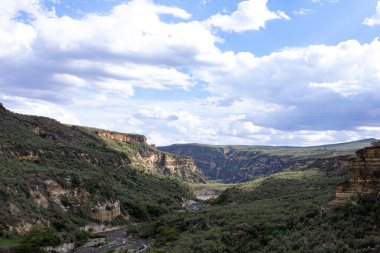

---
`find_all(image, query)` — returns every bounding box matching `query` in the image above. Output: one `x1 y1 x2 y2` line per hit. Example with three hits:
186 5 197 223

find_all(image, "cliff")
89 129 205 183
94 130 147 144
0 104 197 235
88 201 121 222
335 147 380 203
159 142 373 183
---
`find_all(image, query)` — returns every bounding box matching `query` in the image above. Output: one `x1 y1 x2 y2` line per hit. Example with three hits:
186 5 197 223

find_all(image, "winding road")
74 227 150 253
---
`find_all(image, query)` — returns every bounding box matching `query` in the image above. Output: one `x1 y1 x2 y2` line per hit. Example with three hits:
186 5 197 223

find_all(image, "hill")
0 104 204 242
134 169 380 252
159 139 376 182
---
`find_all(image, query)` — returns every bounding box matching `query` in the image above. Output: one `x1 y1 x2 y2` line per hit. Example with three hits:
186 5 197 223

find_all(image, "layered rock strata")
335 147 380 203
94 130 147 144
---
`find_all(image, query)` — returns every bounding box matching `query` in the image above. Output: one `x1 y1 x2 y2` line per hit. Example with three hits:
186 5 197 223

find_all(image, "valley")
0 104 379 253
159 140 373 182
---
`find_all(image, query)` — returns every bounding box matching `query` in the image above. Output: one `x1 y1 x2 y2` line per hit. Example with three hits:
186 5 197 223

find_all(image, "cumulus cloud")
1 0 379 146
0 94 81 125
206 0 289 32
196 39 380 131
363 0 380 26
0 0 219 103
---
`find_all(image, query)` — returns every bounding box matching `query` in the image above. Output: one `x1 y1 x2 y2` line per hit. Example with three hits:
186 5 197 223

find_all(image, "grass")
0 237 22 249
191 181 236 192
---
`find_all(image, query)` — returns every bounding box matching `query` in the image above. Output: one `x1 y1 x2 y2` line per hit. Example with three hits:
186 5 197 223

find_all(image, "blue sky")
1 0 380 146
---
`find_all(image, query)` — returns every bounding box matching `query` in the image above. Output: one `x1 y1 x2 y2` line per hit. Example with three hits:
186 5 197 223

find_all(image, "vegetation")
372 140 380 147
1 107 379 252
132 169 380 252
159 140 373 182
0 109 193 250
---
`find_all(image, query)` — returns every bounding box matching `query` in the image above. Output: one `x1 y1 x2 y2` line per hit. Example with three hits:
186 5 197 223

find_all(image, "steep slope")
0 104 203 236
137 160 379 252
159 140 375 182
335 146 380 203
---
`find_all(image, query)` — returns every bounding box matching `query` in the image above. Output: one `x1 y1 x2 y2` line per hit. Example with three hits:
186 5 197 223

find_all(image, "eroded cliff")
94 130 147 144
335 147 380 203
159 142 372 183
0 104 198 235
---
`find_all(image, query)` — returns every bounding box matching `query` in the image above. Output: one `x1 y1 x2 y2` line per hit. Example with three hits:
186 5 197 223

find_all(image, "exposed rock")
29 187 49 208
19 150 39 161
334 147 380 203
94 130 147 144
159 144 316 182
10 221 33 234
8 203 20 215
88 200 121 222
80 224 108 233
135 150 205 183
45 179 70 198
195 189 221 201
181 198 201 211
42 243 75 253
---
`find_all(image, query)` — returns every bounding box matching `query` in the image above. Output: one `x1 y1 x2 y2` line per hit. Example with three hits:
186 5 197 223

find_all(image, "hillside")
134 169 380 252
0 104 204 242
159 139 375 182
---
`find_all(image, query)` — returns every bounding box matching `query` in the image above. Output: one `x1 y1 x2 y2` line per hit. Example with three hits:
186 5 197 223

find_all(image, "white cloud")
308 80 367 97
194 39 380 131
363 0 380 26
293 8 312 16
1 0 379 147
0 94 81 125
206 0 289 32
0 0 219 102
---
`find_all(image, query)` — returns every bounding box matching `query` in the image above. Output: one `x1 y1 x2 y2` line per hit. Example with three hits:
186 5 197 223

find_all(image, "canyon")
159 141 373 182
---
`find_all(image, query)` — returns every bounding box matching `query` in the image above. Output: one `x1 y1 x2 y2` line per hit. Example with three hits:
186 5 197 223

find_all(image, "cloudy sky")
1 0 380 146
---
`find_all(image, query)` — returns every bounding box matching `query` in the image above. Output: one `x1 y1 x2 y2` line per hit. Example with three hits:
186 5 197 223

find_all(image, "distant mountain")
159 139 376 182
0 103 203 236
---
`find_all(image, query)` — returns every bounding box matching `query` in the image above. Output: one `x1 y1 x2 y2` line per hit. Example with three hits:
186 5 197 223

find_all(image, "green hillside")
135 169 380 253
0 105 195 250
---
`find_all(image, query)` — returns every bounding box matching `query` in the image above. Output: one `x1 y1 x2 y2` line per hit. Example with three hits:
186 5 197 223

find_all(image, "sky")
1 0 380 146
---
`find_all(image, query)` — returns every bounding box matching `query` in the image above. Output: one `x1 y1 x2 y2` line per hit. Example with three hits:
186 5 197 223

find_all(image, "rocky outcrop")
135 150 205 183
88 201 121 222
94 130 147 144
29 187 49 209
41 243 75 253
90 129 205 182
335 147 380 203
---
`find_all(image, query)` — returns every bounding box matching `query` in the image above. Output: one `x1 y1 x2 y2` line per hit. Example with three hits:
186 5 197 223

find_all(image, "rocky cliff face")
84 128 205 183
159 143 370 183
94 130 147 144
335 147 380 203
0 104 198 235
88 201 121 222
133 149 205 183
87 129 204 183
159 144 315 182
